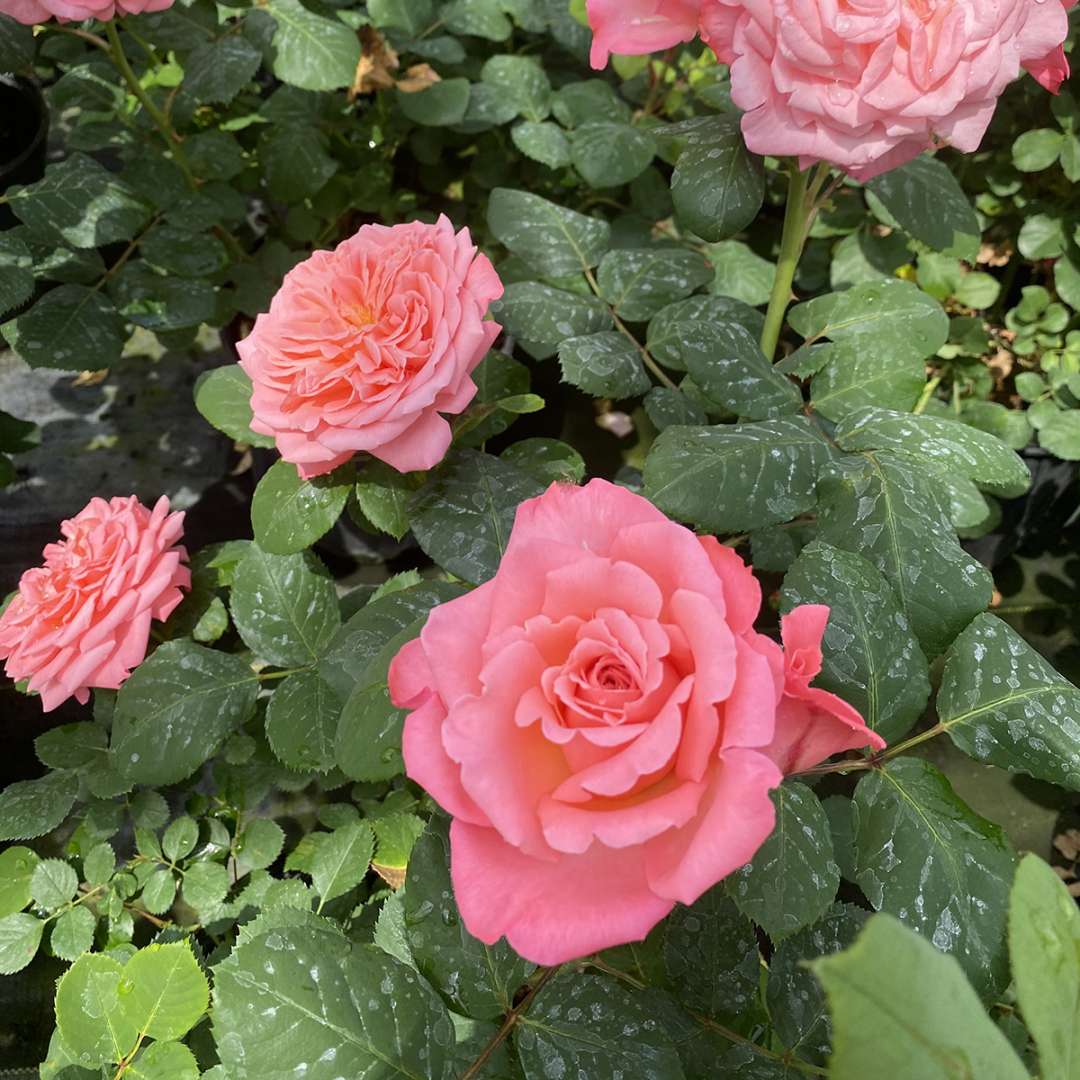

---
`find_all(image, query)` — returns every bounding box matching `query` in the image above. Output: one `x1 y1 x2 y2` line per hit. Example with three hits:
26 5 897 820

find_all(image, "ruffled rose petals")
389 479 882 964
588 0 1072 179
237 216 504 481
0 496 189 712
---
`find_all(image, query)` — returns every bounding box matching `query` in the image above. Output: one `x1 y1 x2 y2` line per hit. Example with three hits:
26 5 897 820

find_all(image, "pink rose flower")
389 480 883 964
700 0 1072 179
0 0 172 25
586 0 703 68
0 496 189 712
237 216 503 480
587 0 1071 179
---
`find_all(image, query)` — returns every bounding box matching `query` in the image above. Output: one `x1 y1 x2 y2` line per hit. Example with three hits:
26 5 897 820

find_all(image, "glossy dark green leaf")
265 670 340 772
558 332 650 398
852 757 1015 996
644 417 836 533
729 783 840 940
780 542 930 743
405 819 534 1020
251 459 351 555
111 641 258 785
408 449 543 584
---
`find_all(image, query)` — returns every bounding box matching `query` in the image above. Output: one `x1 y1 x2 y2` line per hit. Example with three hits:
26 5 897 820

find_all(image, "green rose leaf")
816 453 993 657
119 942 209 1041
938 614 1080 790
51 905 96 962
55 953 138 1065
662 886 760 1020
265 670 340 772
644 417 837 533
1009 853 1080 1080
852 757 1015 996
0 770 79 842
405 819 534 1020
766 903 868 1065
666 115 765 242
596 248 713 322
4 154 149 249
492 281 612 359
570 121 656 188
866 155 980 260
680 322 802 419
0 911 44 975
312 821 374 908
335 683 405 782
408 449 544 584
127 1041 200 1080
0 845 40 917
729 782 840 940
194 365 276 449
834 407 1031 498
111 640 258 786
212 923 453 1080
3 284 126 371
487 188 611 277
558 332 651 398
264 0 361 91
515 971 684 1080
251 459 352 555
812 914 1027 1080
231 545 340 668
182 35 262 104
30 858 78 910
779 541 930 744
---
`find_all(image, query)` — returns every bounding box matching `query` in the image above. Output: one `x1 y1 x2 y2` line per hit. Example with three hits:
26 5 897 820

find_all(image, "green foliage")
3 7 1080 1078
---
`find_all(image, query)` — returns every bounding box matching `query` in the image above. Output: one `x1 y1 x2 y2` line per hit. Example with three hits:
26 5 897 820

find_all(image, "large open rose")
0 496 188 712
587 0 1072 179
237 216 503 479
389 480 883 964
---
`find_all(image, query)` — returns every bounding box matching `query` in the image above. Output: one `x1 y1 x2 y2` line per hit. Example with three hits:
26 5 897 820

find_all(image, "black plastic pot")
964 446 1080 569
0 75 48 229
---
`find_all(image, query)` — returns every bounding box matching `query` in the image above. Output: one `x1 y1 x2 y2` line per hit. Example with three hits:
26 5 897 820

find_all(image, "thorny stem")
584 267 679 391
460 967 561 1080
760 162 811 362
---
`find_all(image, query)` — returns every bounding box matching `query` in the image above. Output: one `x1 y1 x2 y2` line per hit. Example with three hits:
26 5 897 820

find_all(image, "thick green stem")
105 21 196 188
759 162 812 362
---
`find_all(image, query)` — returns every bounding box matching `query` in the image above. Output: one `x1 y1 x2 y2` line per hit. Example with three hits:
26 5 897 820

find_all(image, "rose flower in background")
238 216 504 480
0 496 189 712
390 480 883 965
588 0 1073 178
0 0 173 26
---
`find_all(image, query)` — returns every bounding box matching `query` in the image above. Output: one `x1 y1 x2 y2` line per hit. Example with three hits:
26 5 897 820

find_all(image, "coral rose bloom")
701 0 1072 178
586 0 703 67
237 217 503 479
587 0 1072 179
389 480 883 964
0 496 189 712
0 0 173 25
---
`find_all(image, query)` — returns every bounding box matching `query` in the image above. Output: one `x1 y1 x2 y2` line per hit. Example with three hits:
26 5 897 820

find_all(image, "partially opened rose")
237 216 503 479
586 0 703 68
0 496 189 712
0 0 173 25
389 480 883 964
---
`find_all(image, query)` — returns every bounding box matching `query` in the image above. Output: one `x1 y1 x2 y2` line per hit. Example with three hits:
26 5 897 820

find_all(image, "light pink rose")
700 0 1072 178
0 0 172 24
389 479 883 964
0 496 189 712
237 216 503 480
586 0 703 68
